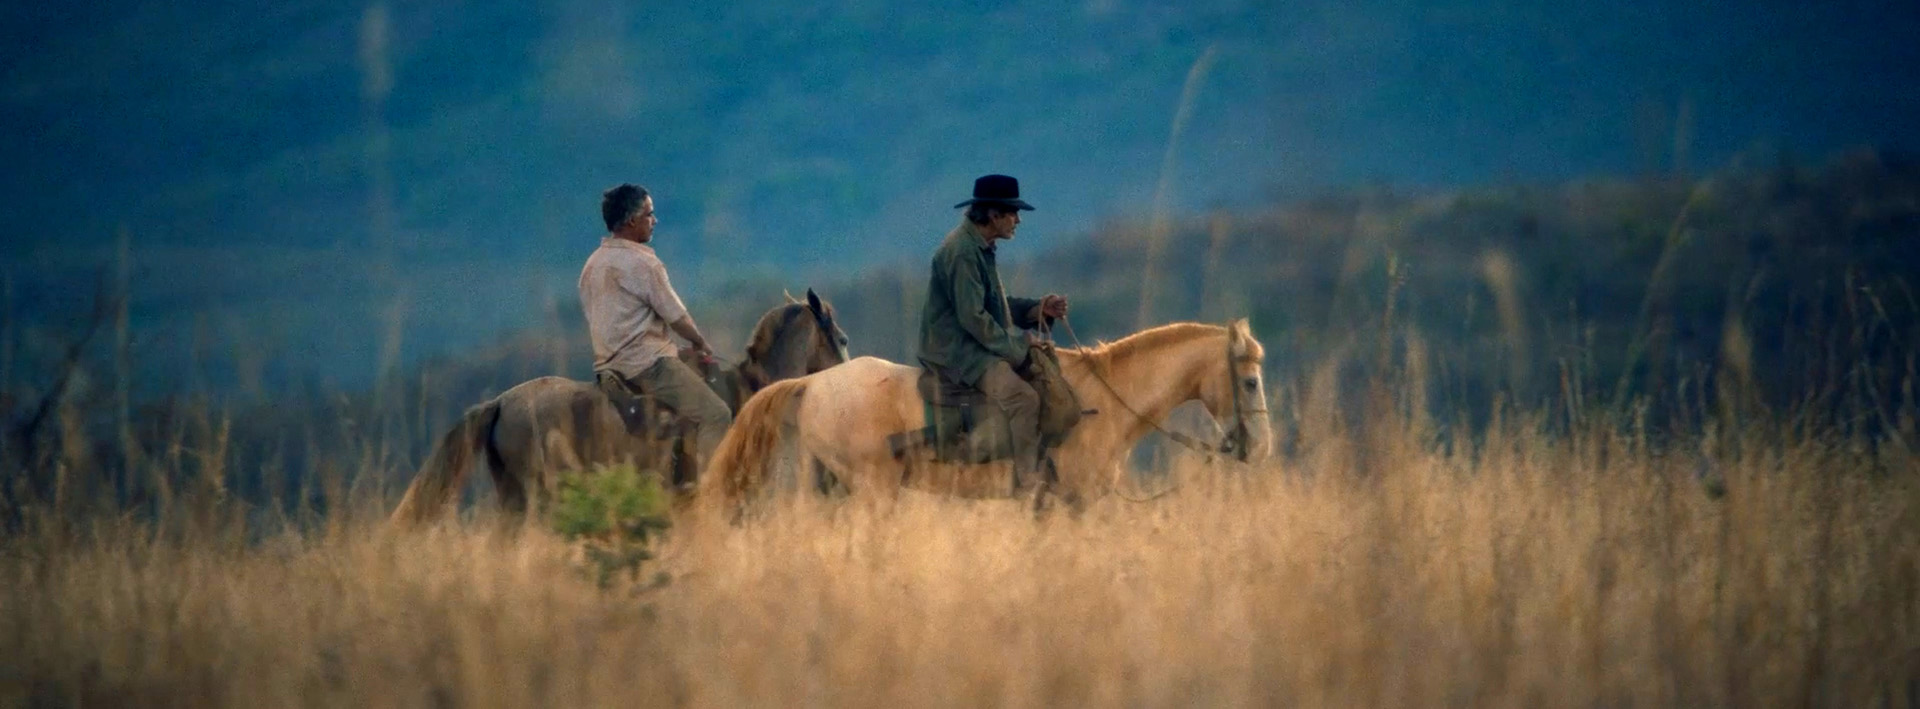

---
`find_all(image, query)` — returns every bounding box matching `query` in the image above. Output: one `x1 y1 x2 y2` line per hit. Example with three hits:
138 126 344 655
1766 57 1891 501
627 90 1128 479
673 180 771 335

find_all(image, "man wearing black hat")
918 174 1070 498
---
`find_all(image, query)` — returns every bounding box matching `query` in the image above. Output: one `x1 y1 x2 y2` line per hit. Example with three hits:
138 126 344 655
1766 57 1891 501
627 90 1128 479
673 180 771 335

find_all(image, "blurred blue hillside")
2 0 1914 392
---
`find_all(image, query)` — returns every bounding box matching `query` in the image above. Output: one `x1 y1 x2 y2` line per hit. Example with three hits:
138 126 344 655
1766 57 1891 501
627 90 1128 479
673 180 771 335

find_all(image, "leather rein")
1054 317 1266 466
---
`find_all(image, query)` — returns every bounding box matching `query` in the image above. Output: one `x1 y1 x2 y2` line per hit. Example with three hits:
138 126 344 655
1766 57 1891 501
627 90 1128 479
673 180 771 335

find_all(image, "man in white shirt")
579 183 732 478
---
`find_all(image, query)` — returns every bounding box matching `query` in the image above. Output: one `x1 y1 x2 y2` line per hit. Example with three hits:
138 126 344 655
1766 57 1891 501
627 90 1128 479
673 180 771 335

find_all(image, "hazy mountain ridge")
377 150 1920 431
6 151 1916 511
4 0 1915 398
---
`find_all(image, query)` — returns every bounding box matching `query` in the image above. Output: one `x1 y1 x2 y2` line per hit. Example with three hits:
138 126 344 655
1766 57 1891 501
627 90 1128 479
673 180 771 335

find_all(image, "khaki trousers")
978 359 1045 489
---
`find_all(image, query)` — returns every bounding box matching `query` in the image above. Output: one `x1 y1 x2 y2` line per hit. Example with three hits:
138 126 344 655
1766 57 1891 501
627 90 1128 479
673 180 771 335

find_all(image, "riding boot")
1010 450 1057 505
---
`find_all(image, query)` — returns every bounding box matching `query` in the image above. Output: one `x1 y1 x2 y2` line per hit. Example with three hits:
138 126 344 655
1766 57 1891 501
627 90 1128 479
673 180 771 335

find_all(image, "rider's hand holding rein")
1040 294 1069 319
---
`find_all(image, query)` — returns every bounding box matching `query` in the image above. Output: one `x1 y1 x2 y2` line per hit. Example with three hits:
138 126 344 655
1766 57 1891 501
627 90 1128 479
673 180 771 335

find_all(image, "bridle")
1218 344 1269 463
1057 317 1266 465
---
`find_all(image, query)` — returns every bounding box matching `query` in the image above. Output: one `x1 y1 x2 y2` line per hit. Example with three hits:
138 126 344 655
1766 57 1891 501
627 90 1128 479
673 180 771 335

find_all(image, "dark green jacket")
918 219 1050 386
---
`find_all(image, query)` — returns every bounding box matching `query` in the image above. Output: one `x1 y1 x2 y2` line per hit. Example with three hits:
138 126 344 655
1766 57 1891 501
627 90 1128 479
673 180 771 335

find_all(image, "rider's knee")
1015 382 1040 406
1004 381 1040 413
695 395 732 426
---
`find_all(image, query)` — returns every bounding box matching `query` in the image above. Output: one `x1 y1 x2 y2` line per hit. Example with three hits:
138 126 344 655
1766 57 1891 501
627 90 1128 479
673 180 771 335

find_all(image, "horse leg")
489 460 529 519
671 434 698 491
480 406 533 527
809 457 849 498
843 458 911 516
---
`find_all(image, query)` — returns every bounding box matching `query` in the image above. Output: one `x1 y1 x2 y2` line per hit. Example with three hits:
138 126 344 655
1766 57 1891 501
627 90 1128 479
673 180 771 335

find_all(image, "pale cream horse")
698 319 1272 513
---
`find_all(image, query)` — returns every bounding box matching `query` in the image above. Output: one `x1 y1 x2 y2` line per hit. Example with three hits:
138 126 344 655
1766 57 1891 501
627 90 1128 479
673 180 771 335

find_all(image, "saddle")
595 370 702 488
886 344 1086 463
595 349 733 440
886 368 1010 463
594 371 684 441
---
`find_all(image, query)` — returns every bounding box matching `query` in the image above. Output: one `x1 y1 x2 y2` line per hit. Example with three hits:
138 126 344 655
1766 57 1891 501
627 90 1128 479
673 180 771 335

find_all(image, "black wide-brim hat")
953 174 1035 210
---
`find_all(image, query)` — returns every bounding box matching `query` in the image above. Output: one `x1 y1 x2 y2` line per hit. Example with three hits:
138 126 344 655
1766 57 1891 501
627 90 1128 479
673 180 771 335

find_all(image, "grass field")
4 401 1915 707
4 157 1916 706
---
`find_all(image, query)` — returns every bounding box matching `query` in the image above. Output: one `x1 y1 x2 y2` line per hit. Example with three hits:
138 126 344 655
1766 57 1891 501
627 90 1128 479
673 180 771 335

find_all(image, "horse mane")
1060 321 1227 370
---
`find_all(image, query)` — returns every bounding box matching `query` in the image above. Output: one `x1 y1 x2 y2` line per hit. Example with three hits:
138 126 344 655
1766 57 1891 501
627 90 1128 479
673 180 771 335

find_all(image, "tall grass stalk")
1135 44 1218 330
1198 213 1231 320
1612 179 1711 408
2 268 13 398
115 228 136 504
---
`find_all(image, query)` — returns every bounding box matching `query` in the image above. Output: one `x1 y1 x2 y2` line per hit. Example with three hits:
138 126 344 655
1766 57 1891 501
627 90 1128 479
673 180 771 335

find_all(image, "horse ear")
784 290 801 305
806 288 824 316
1228 318 1252 345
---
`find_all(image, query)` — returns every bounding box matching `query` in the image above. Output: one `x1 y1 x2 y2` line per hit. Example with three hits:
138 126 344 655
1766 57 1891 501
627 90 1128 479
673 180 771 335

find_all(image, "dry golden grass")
4 410 1916 708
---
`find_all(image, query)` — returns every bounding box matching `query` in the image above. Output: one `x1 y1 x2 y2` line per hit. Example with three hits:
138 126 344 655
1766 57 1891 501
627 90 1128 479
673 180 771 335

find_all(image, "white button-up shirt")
578 237 689 378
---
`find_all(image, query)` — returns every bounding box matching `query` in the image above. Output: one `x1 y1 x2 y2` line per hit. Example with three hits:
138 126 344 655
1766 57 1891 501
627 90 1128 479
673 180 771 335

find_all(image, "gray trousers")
978 359 1045 488
600 356 733 475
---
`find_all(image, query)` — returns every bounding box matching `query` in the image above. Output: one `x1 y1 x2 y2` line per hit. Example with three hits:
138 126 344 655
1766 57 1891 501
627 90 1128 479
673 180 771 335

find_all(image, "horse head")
742 289 849 390
803 288 851 371
1196 318 1272 464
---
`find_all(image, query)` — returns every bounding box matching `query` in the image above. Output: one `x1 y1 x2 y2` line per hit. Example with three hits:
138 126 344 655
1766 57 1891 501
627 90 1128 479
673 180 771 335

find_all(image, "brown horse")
696 290 851 413
389 289 848 527
698 319 1272 515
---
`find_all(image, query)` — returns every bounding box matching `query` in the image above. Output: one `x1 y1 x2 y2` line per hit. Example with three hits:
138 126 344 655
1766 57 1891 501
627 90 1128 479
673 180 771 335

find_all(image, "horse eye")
1242 378 1258 391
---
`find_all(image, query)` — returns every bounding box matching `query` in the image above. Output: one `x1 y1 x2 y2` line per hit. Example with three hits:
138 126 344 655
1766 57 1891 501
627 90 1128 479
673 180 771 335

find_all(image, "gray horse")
389 289 848 526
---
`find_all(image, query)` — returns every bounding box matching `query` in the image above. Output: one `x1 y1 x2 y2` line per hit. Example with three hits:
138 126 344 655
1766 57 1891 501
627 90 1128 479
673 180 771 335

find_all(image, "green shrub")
550 463 672 589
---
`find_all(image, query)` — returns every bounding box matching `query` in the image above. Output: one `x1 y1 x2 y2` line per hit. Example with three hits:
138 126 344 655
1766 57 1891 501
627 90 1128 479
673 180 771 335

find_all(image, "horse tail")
700 377 808 515
388 398 503 528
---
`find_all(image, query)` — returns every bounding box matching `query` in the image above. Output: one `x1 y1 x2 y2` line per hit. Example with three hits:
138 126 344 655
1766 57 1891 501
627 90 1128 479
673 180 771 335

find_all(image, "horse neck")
1063 329 1224 447
760 326 814 380
738 318 815 391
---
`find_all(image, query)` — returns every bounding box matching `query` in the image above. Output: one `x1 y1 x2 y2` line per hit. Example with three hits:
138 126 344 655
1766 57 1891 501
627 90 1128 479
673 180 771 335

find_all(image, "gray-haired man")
579 183 733 477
